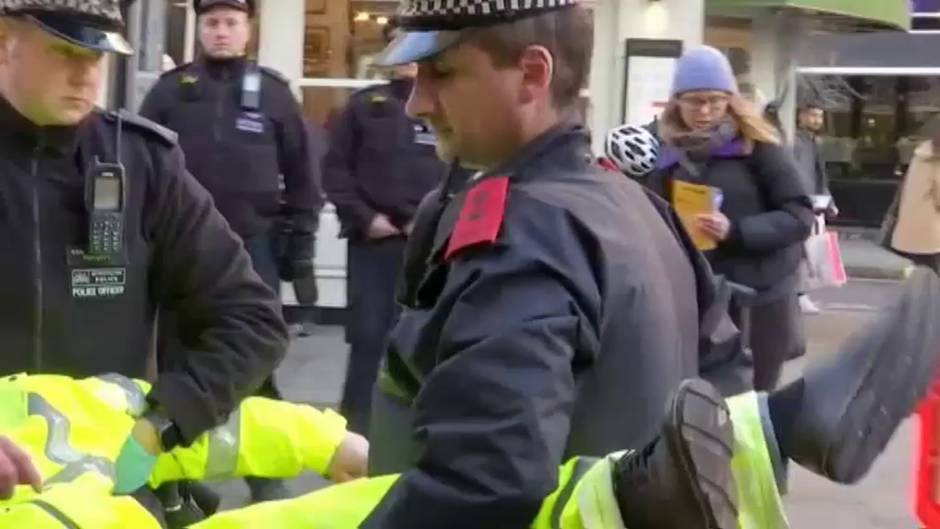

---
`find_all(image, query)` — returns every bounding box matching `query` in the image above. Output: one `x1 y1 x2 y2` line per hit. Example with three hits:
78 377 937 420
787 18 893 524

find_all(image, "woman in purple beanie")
646 45 815 391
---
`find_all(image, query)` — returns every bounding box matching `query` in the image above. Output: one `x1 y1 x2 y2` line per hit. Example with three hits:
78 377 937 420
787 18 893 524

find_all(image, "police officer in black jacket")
139 0 320 502
323 28 449 435
356 1 740 528
0 0 285 514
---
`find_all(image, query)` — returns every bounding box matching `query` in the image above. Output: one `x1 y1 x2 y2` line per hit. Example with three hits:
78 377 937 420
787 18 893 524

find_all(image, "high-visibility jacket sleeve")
193 392 792 529
149 397 347 487
192 455 619 529
0 472 162 529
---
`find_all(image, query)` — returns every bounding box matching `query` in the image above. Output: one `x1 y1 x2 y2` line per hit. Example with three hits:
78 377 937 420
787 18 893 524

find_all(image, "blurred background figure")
794 100 838 315
647 45 814 392
889 132 940 271
139 0 322 503
322 26 450 436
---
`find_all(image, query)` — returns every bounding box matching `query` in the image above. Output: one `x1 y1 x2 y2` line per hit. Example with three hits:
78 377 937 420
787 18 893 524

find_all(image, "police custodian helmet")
376 0 580 67
0 0 133 55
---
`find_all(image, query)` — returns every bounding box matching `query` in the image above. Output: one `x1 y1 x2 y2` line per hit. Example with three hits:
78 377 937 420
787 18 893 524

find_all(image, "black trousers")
340 237 406 435
906 252 940 270
731 293 805 392
157 230 282 399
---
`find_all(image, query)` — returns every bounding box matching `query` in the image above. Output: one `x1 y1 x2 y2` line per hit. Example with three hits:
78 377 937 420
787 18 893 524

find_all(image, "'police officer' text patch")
445 176 509 261
71 268 126 299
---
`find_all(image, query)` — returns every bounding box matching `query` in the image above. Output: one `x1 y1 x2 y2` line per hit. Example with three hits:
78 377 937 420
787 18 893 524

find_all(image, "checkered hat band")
396 0 579 30
0 0 122 27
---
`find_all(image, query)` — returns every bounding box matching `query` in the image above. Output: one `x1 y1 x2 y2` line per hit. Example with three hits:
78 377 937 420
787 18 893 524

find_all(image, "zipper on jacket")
213 67 228 144
30 143 44 372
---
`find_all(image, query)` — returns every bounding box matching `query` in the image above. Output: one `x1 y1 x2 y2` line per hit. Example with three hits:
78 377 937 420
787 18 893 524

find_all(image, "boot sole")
824 267 940 483
665 379 739 529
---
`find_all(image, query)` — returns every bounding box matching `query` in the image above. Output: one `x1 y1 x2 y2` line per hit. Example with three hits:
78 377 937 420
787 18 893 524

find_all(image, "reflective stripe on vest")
27 393 115 485
552 457 595 529
95 373 148 417
205 410 241 480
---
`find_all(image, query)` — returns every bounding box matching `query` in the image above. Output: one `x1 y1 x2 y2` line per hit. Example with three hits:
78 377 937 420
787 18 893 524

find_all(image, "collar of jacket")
428 122 592 258
467 122 593 188
0 95 83 156
386 77 415 101
656 137 749 171
200 55 248 81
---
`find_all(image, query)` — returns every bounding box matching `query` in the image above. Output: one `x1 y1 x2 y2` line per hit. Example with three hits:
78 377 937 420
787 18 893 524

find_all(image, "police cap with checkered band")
375 0 580 67
0 0 133 55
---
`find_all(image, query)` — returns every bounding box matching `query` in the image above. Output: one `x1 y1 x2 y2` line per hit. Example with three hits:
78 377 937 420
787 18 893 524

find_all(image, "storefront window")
799 75 940 225
301 0 394 126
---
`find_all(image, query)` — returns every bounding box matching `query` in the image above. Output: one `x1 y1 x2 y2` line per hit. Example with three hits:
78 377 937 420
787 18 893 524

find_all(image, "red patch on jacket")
445 176 510 261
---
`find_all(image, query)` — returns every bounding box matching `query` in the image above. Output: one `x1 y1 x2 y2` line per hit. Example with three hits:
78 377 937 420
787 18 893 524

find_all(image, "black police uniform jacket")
364 124 708 529
322 78 448 240
0 97 287 444
139 57 322 239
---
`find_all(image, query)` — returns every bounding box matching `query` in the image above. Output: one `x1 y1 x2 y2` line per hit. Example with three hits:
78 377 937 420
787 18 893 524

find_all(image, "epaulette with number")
102 109 179 147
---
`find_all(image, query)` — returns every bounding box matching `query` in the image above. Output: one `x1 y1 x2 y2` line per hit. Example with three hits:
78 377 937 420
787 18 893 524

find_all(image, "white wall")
257 0 305 100
589 0 705 153
750 12 804 141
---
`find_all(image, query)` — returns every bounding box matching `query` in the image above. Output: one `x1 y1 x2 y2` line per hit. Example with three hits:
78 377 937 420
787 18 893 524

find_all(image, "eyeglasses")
677 95 731 111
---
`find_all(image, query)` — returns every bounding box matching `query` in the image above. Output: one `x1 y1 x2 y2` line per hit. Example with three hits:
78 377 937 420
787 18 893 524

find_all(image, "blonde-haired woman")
647 46 814 391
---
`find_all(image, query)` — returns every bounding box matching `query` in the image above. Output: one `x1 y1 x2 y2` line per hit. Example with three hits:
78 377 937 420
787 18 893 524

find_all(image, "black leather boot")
782 267 940 484
614 378 738 529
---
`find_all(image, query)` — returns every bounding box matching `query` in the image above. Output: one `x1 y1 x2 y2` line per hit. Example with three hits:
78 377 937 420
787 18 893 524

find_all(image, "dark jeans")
735 294 805 391
340 236 406 435
157 230 282 398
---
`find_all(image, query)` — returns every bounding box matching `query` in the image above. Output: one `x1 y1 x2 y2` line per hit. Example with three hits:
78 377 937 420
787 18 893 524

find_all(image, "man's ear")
0 18 21 64
518 45 553 105
0 21 9 64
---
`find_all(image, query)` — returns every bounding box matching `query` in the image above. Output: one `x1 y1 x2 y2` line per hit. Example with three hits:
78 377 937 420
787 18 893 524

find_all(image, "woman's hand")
696 212 732 241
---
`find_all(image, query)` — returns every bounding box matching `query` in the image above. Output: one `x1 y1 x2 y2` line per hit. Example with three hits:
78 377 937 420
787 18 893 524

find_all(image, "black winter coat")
363 125 711 529
648 139 814 300
0 97 287 443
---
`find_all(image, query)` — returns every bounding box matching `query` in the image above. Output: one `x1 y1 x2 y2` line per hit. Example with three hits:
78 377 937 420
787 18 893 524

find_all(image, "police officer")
139 0 320 501
359 0 740 527
322 26 452 435
0 0 285 512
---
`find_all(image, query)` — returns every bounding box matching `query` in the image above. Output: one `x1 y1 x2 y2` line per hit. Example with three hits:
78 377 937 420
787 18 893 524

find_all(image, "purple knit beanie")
671 45 738 97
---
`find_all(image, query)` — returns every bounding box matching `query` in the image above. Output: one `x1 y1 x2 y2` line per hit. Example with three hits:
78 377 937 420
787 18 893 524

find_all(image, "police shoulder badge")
445 176 510 261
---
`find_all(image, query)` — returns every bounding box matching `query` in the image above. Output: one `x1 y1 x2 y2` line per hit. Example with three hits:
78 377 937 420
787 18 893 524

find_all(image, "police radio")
241 62 261 110
85 116 126 258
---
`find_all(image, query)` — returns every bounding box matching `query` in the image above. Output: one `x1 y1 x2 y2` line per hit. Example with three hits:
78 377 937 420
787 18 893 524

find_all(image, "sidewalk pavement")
834 228 911 280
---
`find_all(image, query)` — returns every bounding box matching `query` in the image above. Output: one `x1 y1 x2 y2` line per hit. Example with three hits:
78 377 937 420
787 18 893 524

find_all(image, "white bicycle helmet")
605 124 661 178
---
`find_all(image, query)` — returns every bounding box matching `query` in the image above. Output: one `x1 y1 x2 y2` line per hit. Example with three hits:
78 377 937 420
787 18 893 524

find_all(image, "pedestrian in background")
322 27 450 436
890 132 940 270
647 45 814 391
793 100 838 315
139 0 321 502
